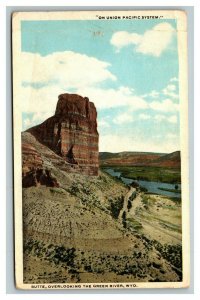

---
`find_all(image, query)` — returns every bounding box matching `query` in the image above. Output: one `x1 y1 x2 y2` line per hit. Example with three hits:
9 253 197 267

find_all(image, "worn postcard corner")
12 10 189 290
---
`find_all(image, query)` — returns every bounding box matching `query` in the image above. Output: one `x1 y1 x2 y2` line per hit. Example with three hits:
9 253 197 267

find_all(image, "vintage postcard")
12 10 189 289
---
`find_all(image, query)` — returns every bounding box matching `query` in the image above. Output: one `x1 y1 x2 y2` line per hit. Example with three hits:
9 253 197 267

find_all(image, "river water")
104 168 181 199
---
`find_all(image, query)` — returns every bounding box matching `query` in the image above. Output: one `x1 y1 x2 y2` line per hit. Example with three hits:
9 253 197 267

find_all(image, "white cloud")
170 77 179 82
168 115 178 124
21 51 116 89
113 112 133 124
166 84 176 92
21 85 149 133
76 86 148 110
23 110 55 130
167 133 177 139
111 22 175 57
111 31 141 50
19 51 119 122
21 85 64 117
100 134 179 153
136 23 175 57
23 118 32 128
20 51 149 122
154 114 178 124
20 50 180 133
98 119 110 128
31 111 52 124
149 99 179 112
162 83 178 99
22 84 148 120
139 113 151 120
154 114 167 122
143 78 179 102
145 90 160 98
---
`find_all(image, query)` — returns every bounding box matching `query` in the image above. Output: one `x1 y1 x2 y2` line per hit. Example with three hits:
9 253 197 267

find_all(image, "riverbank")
103 167 181 199
101 165 181 184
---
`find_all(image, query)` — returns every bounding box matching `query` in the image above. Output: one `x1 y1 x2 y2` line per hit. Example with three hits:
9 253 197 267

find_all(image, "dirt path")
129 193 142 216
129 194 181 244
119 187 136 219
136 215 182 243
120 190 182 244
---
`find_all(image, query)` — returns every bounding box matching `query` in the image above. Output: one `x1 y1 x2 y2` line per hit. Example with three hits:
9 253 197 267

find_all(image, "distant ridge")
149 151 181 168
99 151 180 168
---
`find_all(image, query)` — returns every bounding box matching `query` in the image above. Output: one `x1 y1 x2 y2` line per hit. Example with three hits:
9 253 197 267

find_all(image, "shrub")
140 186 148 193
127 200 132 211
69 182 80 196
122 211 127 228
108 196 124 219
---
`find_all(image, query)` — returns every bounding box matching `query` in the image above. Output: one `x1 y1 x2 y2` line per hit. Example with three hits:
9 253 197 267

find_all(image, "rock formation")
22 143 59 188
22 143 43 175
26 93 99 176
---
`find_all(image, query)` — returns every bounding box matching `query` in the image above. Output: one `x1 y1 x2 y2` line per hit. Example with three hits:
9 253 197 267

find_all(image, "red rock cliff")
27 93 99 176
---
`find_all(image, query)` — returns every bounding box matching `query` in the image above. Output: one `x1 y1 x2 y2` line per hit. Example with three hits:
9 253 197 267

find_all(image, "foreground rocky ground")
22 132 182 283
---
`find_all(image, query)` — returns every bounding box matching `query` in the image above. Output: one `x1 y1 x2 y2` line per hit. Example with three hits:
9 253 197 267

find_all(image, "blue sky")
21 19 180 153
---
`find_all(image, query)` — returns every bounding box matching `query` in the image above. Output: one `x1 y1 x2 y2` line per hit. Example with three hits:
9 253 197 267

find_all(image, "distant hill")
99 151 181 168
148 151 181 168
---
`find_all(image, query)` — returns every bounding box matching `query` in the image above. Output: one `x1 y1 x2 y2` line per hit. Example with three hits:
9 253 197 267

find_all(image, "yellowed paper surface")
13 10 189 289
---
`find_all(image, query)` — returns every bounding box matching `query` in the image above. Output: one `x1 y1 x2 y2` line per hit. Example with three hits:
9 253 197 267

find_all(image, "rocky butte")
23 93 99 186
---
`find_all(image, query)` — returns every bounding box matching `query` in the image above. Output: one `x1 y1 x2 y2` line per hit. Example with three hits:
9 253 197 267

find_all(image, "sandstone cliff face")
22 142 59 188
22 143 43 175
26 93 99 176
